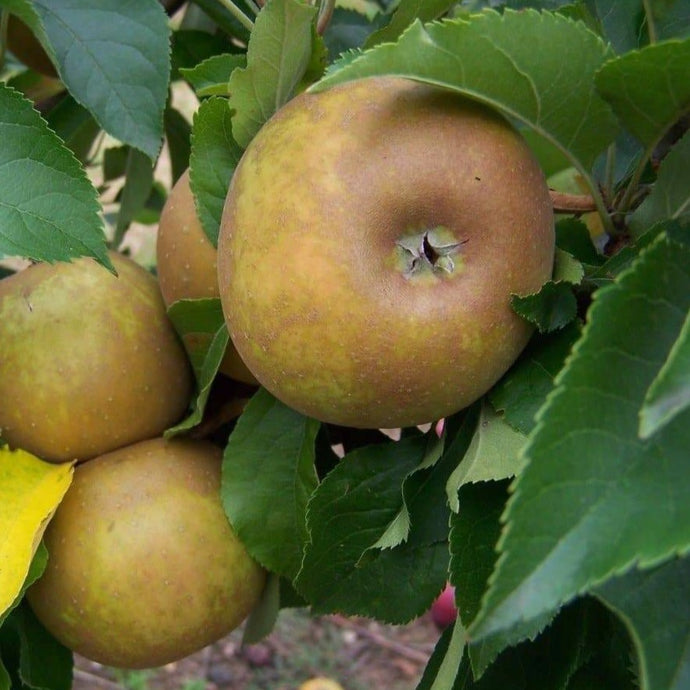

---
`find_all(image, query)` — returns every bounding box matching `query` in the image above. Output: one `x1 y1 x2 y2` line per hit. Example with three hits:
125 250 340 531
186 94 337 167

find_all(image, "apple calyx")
395 227 467 280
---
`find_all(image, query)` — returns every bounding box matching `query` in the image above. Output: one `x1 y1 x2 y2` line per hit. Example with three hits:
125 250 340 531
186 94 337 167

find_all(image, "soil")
72 609 443 690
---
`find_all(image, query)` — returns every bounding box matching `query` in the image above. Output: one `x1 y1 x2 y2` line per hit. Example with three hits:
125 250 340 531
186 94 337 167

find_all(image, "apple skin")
156 169 257 385
431 583 458 629
217 76 554 429
6 16 58 78
0 251 193 462
26 437 266 669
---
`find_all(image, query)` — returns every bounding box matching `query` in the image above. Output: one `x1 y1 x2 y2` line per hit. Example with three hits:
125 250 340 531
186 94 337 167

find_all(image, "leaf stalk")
214 0 255 32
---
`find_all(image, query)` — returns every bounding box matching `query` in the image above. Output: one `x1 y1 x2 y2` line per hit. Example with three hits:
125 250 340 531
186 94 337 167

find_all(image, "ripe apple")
6 16 58 78
156 169 257 385
27 436 266 669
217 76 554 429
0 251 193 462
431 583 458 629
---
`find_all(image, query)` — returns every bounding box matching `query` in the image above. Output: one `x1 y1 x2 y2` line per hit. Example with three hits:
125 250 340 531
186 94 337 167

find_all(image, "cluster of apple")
1 74 554 671
0 251 265 668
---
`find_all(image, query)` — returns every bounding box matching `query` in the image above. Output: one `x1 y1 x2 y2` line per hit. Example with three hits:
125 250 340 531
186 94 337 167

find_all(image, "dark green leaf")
45 96 100 165
222 388 320 580
461 600 616 690
446 403 526 497
364 0 457 48
180 54 246 97
190 97 244 246
102 146 129 182
32 0 171 160
511 282 578 333
316 9 619 172
471 234 690 641
323 8 379 61
555 218 603 267
588 0 647 53
595 38 690 148
14 604 72 690
639 307 690 438
450 481 508 628
595 557 690 690
449 481 554 676
297 435 448 622
416 619 467 690
242 572 280 645
114 148 154 242
170 29 236 81
0 85 109 267
165 298 228 435
489 323 581 435
630 130 690 236
163 106 192 186
228 0 318 148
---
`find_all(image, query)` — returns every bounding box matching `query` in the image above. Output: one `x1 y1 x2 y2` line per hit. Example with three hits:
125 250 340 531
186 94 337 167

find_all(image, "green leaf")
450 482 508 628
364 0 456 48
471 233 690 641
449 481 555 677
630 130 690 236
639 307 690 438
416 618 467 690
441 405 481 512
323 8 379 61
595 38 690 149
229 0 318 148
511 282 578 333
490 322 582 436
316 9 619 172
296 435 449 622
45 96 100 165
12 603 72 690
165 298 229 435
181 54 246 97
163 106 192 187
170 29 236 80
461 600 617 690
555 218 604 267
190 97 244 247
0 543 47 628
0 85 109 266
114 148 154 242
446 403 527 498
222 388 320 580
595 557 690 690
30 0 171 160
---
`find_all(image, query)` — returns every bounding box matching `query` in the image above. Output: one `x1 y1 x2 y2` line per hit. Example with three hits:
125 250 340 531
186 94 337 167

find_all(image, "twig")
327 615 433 665
549 189 598 214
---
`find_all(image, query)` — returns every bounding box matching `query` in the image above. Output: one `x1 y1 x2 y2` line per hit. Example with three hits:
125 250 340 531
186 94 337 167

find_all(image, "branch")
549 189 599 214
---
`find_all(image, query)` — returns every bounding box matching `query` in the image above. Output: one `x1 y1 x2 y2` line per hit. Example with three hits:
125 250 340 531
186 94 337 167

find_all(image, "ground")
72 609 441 690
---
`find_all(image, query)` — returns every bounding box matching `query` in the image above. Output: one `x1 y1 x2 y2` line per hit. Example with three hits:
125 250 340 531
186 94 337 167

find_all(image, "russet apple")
27 437 266 669
217 76 554 429
156 169 257 385
0 251 193 462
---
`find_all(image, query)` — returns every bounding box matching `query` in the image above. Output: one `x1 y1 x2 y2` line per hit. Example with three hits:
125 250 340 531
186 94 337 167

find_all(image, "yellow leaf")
0 447 74 617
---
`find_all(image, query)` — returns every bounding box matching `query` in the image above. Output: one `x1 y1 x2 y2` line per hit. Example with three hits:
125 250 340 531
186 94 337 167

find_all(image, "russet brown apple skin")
217 77 555 429
156 169 257 385
0 251 193 462
26 437 266 670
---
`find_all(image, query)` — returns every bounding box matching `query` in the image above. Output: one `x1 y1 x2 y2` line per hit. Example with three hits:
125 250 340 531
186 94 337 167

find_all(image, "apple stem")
316 0 336 35
549 189 599 214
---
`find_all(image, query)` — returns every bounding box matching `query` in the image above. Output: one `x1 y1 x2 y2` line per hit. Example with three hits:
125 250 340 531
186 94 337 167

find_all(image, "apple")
6 16 58 78
431 583 458 629
0 251 193 462
27 436 266 669
156 169 257 385
217 76 554 429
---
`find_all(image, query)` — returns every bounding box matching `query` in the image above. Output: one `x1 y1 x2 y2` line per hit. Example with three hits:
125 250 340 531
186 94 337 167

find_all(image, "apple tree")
1 0 689 688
